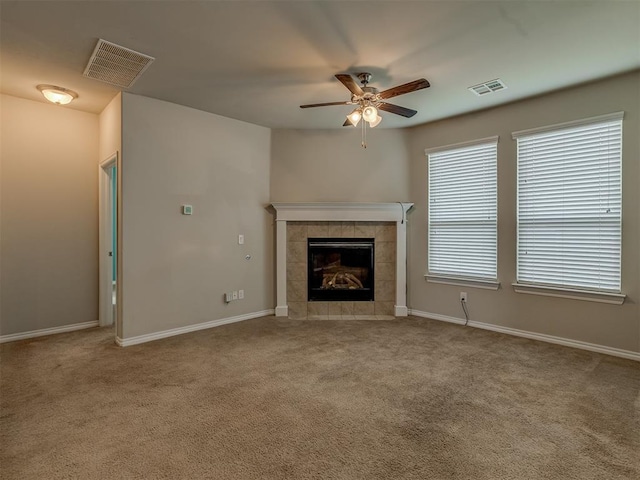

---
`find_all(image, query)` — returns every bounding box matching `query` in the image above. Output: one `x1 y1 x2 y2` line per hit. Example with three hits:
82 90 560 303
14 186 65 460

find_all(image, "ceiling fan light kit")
300 72 430 148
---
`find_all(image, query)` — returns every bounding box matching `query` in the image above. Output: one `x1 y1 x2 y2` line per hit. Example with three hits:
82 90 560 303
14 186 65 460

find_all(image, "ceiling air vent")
468 78 507 96
83 39 155 88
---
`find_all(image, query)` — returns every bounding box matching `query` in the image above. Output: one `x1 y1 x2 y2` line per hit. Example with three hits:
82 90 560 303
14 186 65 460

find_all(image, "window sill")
512 283 625 305
425 275 500 290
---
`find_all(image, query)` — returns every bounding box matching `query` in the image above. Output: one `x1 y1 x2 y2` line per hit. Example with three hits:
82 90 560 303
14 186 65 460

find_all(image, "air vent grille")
83 39 155 88
469 78 507 96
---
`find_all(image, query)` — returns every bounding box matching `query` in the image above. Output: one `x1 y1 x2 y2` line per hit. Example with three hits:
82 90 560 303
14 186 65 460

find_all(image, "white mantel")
271 202 414 317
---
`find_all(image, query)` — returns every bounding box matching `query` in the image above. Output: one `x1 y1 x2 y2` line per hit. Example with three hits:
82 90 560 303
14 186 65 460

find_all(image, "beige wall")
0 94 99 335
120 93 273 339
270 128 410 202
407 71 640 353
99 93 121 162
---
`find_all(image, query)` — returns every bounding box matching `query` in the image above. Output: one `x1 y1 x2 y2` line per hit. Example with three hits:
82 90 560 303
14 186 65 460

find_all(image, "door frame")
99 153 117 327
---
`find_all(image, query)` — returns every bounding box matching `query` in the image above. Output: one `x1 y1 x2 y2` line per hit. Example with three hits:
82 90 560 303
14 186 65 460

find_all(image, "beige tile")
354 222 376 238
354 315 376 320
341 315 356 320
307 222 329 237
287 242 307 264
341 222 355 237
327 223 342 237
375 242 395 263
376 262 395 281
327 302 342 316
353 302 374 315
375 280 395 302
288 302 307 320
287 277 307 301
376 315 396 320
375 223 396 242
374 301 395 316
341 302 354 315
287 262 306 282
327 315 342 320
287 223 308 242
307 301 329 316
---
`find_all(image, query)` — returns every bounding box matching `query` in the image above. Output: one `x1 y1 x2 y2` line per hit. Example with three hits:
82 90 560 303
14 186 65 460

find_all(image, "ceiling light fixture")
37 84 78 105
346 109 362 127
301 72 430 148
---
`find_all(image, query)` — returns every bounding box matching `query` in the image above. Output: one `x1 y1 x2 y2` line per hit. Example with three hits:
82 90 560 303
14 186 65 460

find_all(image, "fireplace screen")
308 238 374 301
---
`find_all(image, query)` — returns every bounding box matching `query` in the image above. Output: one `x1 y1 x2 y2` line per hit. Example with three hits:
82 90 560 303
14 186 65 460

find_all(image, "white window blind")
427 138 498 280
514 113 623 293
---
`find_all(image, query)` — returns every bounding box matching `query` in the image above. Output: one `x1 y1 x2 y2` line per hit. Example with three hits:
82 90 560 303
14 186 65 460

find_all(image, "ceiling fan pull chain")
361 118 367 148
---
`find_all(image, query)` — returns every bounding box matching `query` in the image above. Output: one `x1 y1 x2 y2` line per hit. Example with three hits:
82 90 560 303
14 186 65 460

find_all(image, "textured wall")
1 94 99 335
120 93 273 339
270 128 410 203
406 71 640 353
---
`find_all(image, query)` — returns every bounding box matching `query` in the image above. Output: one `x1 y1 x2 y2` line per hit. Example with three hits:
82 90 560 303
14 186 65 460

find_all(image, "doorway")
99 154 118 328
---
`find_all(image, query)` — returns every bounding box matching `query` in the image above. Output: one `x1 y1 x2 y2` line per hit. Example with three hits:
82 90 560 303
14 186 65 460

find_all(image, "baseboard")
0 321 99 344
115 309 275 347
408 309 640 362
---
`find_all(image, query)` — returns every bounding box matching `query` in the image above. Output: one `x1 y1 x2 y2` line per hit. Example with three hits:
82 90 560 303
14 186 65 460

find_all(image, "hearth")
308 238 374 301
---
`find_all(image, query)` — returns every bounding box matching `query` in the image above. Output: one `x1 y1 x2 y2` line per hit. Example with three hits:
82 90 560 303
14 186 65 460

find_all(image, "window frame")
425 136 500 290
512 112 625 305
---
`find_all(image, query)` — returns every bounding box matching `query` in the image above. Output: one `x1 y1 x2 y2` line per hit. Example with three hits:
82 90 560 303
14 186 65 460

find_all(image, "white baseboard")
0 321 99 344
115 309 275 347
275 305 288 317
409 309 640 362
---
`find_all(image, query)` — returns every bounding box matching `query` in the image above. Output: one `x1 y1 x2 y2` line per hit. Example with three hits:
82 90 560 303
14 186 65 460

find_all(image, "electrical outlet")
232 291 238 300
224 292 232 303
238 289 244 299
460 292 467 302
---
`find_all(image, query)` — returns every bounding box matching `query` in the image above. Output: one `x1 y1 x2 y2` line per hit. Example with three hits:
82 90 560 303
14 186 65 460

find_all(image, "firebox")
307 238 374 301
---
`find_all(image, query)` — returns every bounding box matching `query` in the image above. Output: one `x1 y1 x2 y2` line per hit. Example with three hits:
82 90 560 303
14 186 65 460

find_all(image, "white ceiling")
1 1 639 129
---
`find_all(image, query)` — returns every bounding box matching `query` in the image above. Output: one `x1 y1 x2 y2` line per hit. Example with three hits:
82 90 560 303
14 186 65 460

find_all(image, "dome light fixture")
37 84 78 105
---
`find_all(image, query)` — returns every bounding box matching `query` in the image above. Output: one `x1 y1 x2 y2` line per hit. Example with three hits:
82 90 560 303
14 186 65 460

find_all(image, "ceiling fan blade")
300 101 351 109
335 74 364 96
378 102 418 118
378 79 430 100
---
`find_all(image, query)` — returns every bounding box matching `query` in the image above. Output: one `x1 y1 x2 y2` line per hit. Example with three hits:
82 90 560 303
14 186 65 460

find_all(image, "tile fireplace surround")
271 203 413 319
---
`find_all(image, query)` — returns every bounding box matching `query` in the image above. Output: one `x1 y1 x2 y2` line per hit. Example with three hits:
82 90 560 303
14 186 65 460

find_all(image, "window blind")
427 139 498 280
515 114 622 292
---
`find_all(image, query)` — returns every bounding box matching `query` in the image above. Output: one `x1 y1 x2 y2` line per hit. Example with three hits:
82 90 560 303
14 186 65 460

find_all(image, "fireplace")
308 238 374 301
270 202 414 318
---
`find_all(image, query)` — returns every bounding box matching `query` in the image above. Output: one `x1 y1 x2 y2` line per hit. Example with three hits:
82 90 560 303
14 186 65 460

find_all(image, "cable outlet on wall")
238 289 244 300
232 291 238 300
460 292 467 302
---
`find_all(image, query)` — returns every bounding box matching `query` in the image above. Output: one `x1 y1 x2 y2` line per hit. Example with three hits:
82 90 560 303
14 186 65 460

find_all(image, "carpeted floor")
1 316 639 479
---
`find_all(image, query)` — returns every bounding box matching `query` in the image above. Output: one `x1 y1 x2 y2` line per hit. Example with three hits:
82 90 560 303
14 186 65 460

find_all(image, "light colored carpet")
1 316 639 479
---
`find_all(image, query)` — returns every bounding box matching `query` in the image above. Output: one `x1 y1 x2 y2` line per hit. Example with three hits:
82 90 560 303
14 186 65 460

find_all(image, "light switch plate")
238 234 244 245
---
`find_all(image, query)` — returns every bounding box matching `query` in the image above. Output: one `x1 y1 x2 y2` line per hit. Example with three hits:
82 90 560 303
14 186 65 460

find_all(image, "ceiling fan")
300 72 430 130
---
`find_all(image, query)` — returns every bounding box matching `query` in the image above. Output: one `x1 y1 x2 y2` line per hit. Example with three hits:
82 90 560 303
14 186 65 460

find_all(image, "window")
426 137 498 288
513 112 623 299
